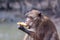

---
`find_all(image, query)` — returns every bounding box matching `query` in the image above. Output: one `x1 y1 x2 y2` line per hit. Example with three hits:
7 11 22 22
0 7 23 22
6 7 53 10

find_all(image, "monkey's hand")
17 24 30 34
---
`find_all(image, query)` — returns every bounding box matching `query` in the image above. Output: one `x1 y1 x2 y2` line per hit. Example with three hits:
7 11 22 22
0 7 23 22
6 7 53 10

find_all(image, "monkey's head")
25 10 42 27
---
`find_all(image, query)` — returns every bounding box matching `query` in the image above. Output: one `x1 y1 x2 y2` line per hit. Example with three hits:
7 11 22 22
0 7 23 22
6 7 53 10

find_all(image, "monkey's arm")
18 25 39 38
18 25 30 34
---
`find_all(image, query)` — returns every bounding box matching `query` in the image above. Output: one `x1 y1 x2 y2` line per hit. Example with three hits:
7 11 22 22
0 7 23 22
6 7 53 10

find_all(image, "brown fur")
24 10 59 40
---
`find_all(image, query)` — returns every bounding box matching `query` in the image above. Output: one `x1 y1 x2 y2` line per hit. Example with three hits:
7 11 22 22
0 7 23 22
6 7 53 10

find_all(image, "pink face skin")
25 17 33 26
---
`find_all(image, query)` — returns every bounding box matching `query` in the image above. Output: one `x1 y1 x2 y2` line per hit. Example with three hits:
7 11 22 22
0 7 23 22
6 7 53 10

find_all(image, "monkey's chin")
17 22 29 28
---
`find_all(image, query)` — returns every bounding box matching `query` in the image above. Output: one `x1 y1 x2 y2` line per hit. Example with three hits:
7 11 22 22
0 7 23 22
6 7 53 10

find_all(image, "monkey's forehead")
27 10 40 15
25 10 41 17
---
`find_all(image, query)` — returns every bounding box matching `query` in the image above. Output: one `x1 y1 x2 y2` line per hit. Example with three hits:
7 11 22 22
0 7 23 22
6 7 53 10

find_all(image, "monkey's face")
25 10 41 27
25 16 34 26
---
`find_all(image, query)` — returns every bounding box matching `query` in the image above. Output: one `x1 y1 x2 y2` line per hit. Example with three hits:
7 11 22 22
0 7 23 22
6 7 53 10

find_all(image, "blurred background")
0 0 60 40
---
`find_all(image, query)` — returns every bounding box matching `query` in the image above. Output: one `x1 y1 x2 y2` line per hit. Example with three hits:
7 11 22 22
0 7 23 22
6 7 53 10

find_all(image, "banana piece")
17 22 29 28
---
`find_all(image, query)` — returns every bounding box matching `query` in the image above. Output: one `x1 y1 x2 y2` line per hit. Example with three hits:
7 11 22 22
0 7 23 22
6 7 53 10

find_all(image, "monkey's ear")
38 13 41 17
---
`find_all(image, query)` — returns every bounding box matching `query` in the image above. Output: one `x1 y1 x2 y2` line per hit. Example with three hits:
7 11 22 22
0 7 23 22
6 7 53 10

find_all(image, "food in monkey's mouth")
17 22 28 28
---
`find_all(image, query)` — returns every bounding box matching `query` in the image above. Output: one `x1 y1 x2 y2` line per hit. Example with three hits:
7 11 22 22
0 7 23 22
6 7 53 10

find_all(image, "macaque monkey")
17 10 59 40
